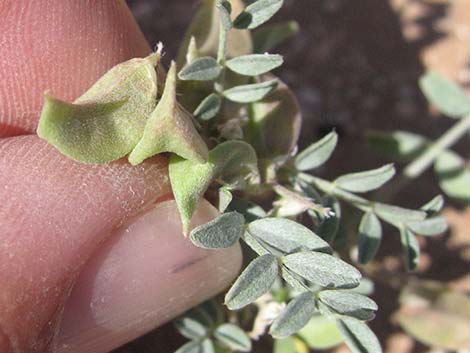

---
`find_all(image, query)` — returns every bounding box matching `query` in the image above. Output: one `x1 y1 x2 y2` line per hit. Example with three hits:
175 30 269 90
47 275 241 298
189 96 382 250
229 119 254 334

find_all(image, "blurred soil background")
116 1 470 352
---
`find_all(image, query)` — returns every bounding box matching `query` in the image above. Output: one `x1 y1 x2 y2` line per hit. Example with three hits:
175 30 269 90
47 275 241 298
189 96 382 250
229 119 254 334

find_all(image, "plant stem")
215 19 228 93
217 24 227 66
403 115 470 179
298 173 404 229
375 115 470 203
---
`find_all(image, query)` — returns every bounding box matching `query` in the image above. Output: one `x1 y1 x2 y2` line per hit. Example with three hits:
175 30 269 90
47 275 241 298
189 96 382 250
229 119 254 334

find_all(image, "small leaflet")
295 131 338 171
282 251 362 289
226 54 283 76
334 164 395 193
190 212 245 249
178 56 222 81
225 254 279 310
419 71 470 118
234 0 284 30
223 80 278 103
358 212 382 264
214 323 252 352
270 292 317 338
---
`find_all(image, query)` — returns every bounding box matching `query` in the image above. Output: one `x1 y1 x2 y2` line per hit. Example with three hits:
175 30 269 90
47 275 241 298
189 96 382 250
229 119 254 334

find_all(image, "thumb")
56 200 241 353
0 137 241 353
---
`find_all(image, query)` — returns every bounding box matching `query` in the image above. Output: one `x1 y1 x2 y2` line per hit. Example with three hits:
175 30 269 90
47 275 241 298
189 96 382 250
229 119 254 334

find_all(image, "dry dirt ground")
115 1 470 352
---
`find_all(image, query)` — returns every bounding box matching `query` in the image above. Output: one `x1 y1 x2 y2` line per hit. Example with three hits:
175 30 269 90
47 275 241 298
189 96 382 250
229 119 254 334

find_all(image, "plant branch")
215 16 228 93
376 115 470 203
298 173 404 229
403 114 470 179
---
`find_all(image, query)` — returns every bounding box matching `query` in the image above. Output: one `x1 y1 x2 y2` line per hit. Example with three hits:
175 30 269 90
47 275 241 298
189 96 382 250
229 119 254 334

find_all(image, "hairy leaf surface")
128 61 209 165
270 292 317 338
282 252 362 289
37 54 159 163
225 254 278 309
190 212 245 248
170 141 258 233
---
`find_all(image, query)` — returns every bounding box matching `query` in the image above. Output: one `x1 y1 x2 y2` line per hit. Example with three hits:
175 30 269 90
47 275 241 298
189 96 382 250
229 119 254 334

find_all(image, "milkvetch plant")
36 0 449 352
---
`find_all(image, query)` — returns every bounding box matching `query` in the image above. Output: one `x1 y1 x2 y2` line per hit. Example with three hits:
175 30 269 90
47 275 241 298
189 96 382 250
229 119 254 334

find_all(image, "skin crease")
0 1 242 353
0 0 149 136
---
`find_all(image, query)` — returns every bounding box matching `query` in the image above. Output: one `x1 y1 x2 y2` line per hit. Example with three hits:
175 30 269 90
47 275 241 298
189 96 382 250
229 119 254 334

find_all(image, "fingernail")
55 200 242 353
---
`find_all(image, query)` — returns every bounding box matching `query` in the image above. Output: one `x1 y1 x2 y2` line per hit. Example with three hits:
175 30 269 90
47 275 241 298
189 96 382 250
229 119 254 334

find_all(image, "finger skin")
56 200 242 353
0 1 243 352
0 135 170 353
0 0 150 136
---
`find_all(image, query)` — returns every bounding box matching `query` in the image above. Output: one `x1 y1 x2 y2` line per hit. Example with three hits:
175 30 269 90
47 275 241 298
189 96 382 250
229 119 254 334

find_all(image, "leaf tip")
127 154 141 166
182 220 191 237
147 43 164 66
